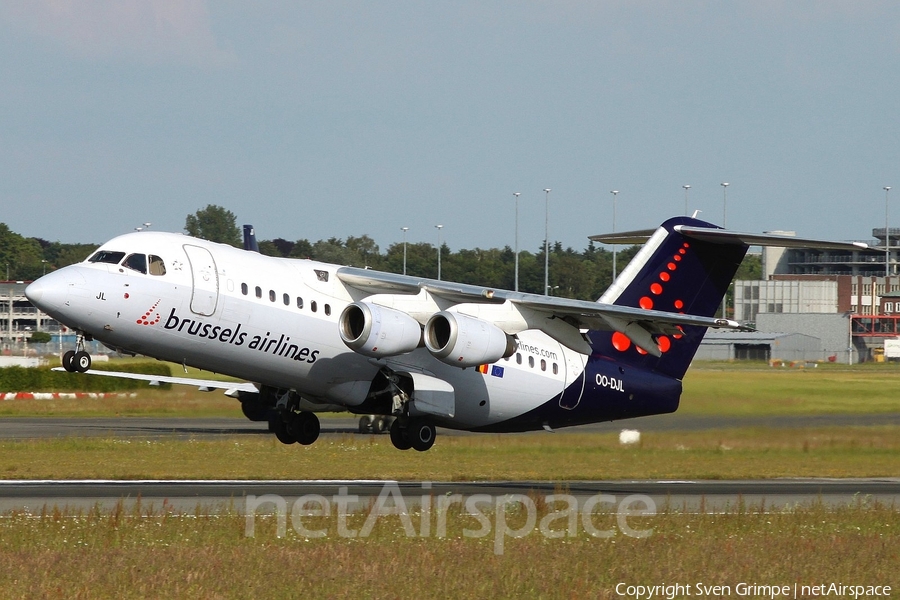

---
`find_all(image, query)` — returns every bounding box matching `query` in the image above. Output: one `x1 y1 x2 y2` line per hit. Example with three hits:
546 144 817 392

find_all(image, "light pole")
435 225 443 281
610 190 619 282
543 188 551 296
886 187 892 277
513 192 521 291
682 185 691 215
401 227 409 275
721 182 729 227
41 260 48 276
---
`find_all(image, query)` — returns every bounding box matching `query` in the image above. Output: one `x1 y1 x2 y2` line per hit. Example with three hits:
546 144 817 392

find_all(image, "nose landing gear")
61 335 92 373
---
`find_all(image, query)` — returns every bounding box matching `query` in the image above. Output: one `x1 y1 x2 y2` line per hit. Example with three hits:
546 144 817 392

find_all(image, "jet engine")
423 311 516 368
339 302 422 358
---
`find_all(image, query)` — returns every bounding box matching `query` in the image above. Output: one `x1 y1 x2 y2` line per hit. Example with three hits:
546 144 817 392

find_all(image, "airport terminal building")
718 226 900 363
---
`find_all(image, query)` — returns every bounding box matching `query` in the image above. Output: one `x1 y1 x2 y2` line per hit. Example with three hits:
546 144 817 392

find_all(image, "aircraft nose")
25 268 80 315
24 279 44 304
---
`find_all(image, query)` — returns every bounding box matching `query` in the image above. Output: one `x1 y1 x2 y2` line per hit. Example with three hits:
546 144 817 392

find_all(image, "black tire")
389 418 412 451
409 419 436 452
73 351 91 373
273 418 296 444
358 415 372 433
292 412 320 446
62 351 76 373
373 416 387 433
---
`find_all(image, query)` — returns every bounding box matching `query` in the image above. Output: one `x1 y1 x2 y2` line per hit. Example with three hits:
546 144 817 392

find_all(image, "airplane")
24 216 866 451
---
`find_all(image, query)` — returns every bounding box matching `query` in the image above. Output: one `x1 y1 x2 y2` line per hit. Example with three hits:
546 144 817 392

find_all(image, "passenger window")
88 250 126 265
540 359 546 371
528 356 535 368
283 293 290 306
241 283 248 295
122 254 147 274
553 363 559 375
269 290 276 302
148 255 166 276
311 301 318 313
297 297 304 309
255 286 262 299
324 304 331 316
516 353 522 365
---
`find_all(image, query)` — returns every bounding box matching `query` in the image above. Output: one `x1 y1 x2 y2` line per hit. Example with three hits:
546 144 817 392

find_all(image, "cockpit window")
148 255 166 276
122 254 147 274
88 250 126 265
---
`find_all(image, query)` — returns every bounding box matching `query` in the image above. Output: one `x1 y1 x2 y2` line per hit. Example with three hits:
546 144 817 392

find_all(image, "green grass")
2 426 899 480
0 501 895 598
3 361 900 418
2 362 899 594
680 364 900 415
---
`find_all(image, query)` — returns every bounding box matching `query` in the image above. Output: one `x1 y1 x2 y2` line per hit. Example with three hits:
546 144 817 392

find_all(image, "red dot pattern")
136 300 162 326
612 241 692 355
612 331 631 351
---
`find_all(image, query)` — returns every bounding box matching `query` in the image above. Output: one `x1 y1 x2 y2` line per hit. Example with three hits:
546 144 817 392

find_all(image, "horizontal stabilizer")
591 225 868 251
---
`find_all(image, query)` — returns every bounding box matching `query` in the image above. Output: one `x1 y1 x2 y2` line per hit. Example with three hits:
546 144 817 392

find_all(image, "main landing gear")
389 417 436 452
270 390 320 446
273 411 320 445
61 334 92 373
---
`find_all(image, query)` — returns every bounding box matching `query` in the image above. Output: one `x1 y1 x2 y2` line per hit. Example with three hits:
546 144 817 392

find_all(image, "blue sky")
1 1 898 252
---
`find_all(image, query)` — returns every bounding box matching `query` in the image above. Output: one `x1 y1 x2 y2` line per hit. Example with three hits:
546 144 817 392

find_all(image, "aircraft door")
183 245 219 316
558 350 585 410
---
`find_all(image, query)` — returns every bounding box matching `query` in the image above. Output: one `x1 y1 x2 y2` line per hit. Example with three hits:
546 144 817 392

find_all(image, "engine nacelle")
423 311 516 368
339 302 422 358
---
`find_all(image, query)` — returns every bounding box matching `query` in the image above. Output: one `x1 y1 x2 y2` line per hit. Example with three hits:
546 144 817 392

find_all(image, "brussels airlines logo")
136 301 162 326
159 307 319 363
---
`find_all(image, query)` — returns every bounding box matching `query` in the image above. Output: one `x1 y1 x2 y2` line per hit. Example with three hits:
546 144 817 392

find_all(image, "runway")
1 414 898 513
0 478 897 513
2 412 900 440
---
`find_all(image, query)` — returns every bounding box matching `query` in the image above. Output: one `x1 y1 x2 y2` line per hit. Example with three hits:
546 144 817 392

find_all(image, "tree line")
1 204 760 306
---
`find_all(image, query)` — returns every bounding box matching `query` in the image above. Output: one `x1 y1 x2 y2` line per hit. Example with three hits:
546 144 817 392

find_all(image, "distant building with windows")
0 281 58 343
725 226 900 362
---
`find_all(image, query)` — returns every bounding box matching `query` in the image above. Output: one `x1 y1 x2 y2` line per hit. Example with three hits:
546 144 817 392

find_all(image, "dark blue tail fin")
243 225 260 253
588 216 748 380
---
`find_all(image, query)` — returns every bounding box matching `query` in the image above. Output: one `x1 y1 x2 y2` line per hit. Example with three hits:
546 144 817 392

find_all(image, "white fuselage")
29 232 586 430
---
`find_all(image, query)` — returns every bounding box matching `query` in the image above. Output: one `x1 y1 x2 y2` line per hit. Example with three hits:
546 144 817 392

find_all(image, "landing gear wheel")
273 418 296 445
408 419 436 452
62 351 76 373
73 351 91 373
373 416 387 433
290 412 320 446
358 415 373 433
389 419 412 451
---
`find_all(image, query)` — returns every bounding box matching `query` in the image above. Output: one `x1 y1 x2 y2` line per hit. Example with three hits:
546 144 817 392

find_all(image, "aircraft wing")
338 267 506 304
337 266 742 356
51 367 258 395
